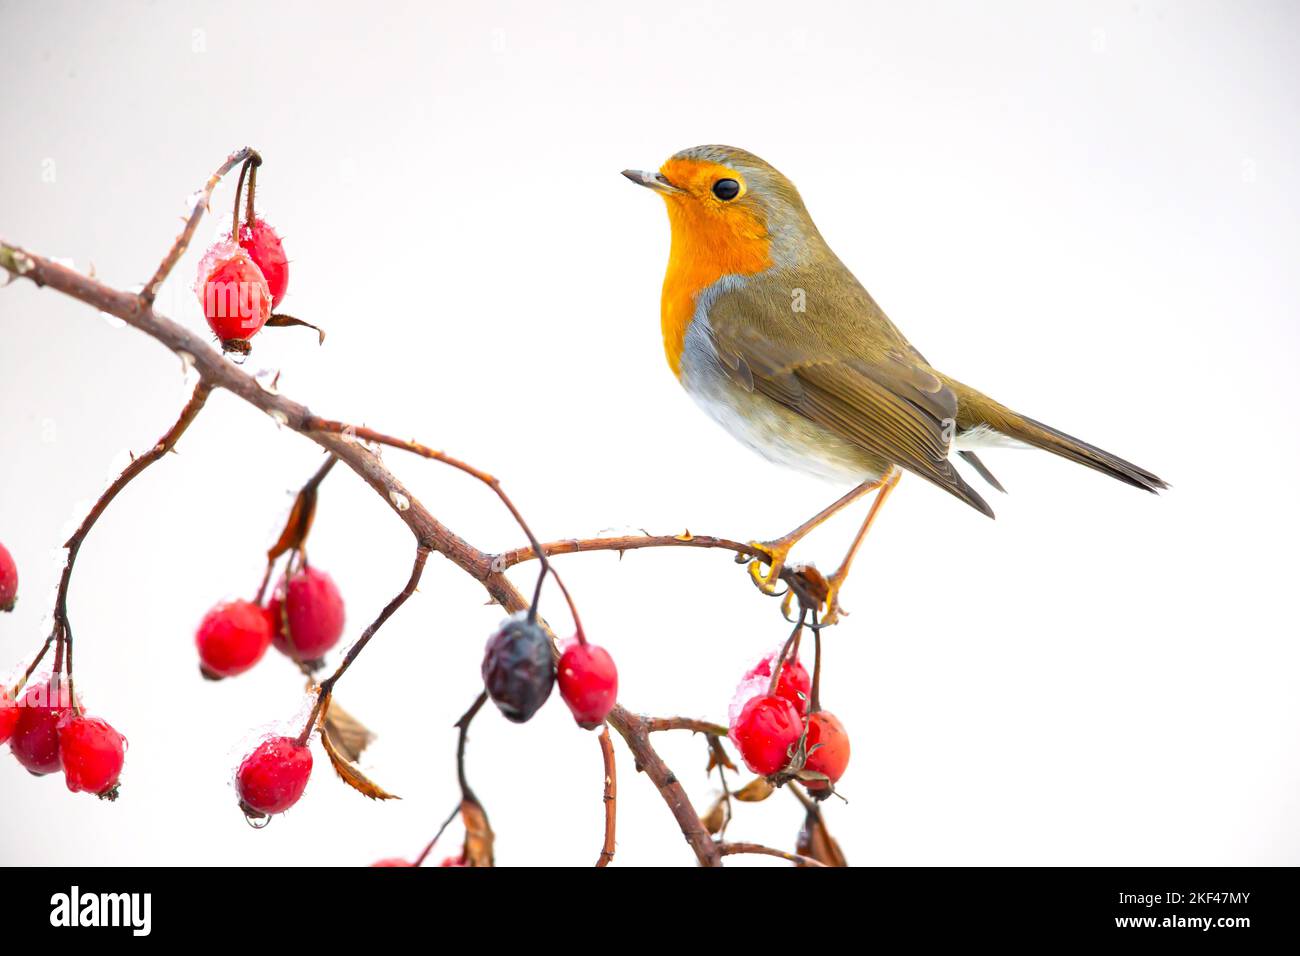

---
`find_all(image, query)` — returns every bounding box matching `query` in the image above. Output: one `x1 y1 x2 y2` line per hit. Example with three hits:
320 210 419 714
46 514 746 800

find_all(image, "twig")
499 533 767 569
298 545 430 742
140 147 258 304
1 239 722 867
455 691 489 804
596 726 617 867
43 381 212 702
716 841 827 867
413 802 463 867
645 717 730 737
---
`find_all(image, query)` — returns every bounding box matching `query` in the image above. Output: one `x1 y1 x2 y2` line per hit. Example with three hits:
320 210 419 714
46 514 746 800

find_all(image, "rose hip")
268 566 346 664
557 642 618 729
730 694 802 776
0 541 17 612
238 218 289 307
803 711 851 793
196 600 274 678
9 677 75 776
482 615 554 723
236 736 313 817
59 715 126 798
0 686 19 744
195 239 272 348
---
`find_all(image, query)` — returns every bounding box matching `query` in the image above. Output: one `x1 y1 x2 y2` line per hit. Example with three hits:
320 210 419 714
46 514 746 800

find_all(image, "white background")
1 0 1298 866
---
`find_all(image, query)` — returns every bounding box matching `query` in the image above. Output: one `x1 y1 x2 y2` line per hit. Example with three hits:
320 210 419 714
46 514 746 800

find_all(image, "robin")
623 145 1166 624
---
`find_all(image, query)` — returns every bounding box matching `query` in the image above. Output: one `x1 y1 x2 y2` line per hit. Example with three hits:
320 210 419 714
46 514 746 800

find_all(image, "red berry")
481 616 555 723
268 566 346 664
730 694 802 776
370 858 414 867
236 736 313 817
0 686 19 744
439 854 467 867
743 651 811 714
59 715 126 797
196 600 274 678
803 712 851 792
557 642 618 729
0 541 17 612
238 218 289 307
195 240 272 347
9 677 75 775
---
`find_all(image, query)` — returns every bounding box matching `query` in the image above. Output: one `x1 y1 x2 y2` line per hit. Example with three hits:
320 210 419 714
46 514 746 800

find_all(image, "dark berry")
481 616 554 723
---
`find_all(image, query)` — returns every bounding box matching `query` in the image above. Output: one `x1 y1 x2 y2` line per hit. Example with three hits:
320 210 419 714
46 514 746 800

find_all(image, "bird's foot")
744 539 791 595
819 577 849 627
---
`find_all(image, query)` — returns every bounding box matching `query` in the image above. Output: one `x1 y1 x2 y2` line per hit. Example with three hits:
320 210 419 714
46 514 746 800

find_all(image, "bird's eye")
712 178 741 201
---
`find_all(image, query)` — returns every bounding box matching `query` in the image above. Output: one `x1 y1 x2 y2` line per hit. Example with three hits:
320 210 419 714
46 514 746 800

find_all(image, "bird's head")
623 146 818 270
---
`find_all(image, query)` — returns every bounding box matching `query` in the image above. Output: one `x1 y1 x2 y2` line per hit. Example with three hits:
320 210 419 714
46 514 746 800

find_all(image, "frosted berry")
744 651 811 714
557 642 618 729
482 616 554 723
236 736 313 817
803 711 851 793
59 715 126 798
0 686 18 744
194 239 272 350
268 566 346 665
196 600 274 679
9 677 75 776
730 694 802 776
238 218 289 307
0 541 17 612
371 858 414 867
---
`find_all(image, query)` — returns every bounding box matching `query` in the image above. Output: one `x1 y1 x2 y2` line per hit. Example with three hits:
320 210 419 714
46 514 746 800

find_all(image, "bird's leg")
747 477 884 595
820 467 901 624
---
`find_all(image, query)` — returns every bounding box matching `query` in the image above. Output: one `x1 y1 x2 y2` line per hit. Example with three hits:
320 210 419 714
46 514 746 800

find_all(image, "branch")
645 717 730 737
596 726 616 867
499 533 766 569
26 380 212 699
1 237 721 866
716 841 827 868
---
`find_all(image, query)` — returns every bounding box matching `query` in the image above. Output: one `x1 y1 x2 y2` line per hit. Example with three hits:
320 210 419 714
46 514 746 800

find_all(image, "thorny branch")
0 149 842 867
597 726 617 867
717 841 827 868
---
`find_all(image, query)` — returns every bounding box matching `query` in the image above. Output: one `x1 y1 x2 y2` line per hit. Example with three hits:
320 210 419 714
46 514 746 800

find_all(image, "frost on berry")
238 218 289 307
194 239 272 349
557 641 619 729
8 676 76 776
196 599 274 679
0 541 18 612
482 615 554 723
236 735 313 818
731 694 802 777
729 647 811 732
58 715 127 799
268 566 346 666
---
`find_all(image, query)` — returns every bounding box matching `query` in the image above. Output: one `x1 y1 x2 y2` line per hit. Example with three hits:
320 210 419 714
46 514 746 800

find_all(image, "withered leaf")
317 695 399 801
733 777 774 802
705 736 737 773
267 487 318 563
796 808 847 867
460 797 495 867
266 312 326 345
700 795 727 835
322 698 376 763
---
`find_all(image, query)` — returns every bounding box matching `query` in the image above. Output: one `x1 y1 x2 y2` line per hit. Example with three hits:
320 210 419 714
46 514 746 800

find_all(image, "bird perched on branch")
623 145 1165 624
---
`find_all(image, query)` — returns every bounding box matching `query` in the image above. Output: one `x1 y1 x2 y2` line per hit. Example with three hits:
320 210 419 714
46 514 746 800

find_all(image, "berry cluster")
481 613 619 730
728 648 852 797
1 676 126 799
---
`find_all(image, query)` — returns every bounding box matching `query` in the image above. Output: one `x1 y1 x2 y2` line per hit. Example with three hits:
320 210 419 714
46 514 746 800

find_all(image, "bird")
623 145 1166 624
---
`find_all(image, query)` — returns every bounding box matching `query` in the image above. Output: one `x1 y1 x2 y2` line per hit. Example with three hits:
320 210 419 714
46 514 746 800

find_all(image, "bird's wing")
705 286 994 517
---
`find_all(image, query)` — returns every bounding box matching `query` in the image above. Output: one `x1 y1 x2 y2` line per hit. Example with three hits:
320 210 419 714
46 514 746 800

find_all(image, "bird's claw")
745 540 789 596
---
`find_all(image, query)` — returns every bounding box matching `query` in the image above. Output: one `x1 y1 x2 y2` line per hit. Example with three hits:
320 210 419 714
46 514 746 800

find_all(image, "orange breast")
659 182 771 378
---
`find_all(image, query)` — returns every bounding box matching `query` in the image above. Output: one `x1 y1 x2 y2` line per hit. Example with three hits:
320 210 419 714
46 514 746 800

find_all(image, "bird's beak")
622 169 681 194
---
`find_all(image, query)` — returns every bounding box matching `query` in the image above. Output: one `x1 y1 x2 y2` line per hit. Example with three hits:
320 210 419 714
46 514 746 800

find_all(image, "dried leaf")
267 485 318 563
733 777 774 802
317 696 399 801
700 795 727 835
796 808 847 867
460 797 494 867
706 736 737 773
322 699 376 763
267 312 326 345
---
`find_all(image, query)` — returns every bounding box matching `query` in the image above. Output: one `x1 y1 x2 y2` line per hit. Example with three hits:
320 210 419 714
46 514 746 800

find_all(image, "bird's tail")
941 376 1168 493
